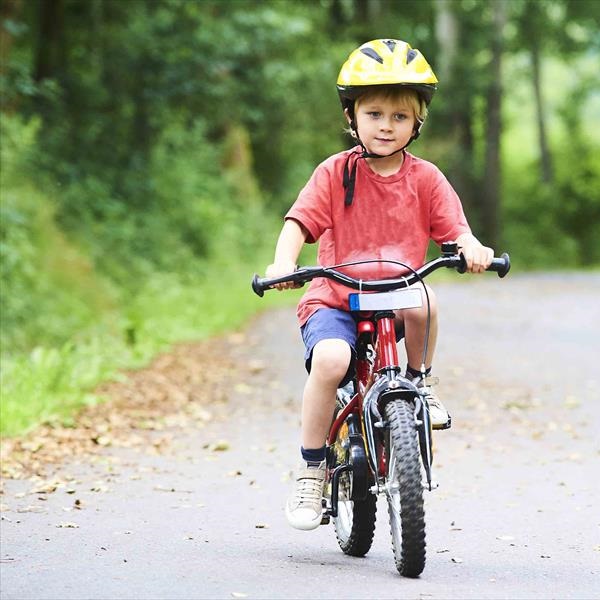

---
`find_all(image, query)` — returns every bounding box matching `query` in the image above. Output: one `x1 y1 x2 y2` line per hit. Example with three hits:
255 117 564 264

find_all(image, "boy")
264 39 494 531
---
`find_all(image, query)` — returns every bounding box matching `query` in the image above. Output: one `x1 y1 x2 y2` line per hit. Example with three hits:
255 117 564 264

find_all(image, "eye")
367 111 381 118
394 113 409 121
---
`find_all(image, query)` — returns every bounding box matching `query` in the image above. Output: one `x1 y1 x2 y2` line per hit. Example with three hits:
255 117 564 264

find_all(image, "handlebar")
251 252 510 297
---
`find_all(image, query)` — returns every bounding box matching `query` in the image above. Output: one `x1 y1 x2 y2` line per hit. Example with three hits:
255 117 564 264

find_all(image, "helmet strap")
343 122 421 206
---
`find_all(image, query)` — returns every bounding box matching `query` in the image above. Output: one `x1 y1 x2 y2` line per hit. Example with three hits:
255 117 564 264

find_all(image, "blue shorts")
300 309 358 387
300 308 406 387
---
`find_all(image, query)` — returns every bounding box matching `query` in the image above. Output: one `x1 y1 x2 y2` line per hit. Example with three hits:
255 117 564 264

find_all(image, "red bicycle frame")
326 311 399 477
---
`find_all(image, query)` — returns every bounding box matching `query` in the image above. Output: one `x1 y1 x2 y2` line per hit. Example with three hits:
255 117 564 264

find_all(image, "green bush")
0 114 289 436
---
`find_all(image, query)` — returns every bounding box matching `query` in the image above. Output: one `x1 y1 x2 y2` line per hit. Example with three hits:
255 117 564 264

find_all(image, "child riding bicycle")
264 39 494 531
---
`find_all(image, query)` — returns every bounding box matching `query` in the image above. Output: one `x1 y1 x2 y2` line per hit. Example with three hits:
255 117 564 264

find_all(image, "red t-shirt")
285 148 472 326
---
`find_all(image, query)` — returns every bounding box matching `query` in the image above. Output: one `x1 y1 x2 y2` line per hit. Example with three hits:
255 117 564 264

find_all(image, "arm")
456 232 494 274
265 219 308 290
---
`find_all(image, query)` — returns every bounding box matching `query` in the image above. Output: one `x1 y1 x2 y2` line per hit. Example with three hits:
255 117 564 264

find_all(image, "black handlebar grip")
456 252 510 277
251 274 267 297
487 252 511 278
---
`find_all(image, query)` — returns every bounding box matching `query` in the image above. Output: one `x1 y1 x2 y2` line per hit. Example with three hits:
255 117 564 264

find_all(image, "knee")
310 339 352 383
406 284 437 323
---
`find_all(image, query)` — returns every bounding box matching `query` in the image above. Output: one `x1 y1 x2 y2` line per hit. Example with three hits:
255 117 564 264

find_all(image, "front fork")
366 373 436 492
414 395 435 490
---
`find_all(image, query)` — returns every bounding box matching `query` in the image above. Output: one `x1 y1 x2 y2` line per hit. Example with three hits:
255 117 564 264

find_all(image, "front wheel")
384 399 426 577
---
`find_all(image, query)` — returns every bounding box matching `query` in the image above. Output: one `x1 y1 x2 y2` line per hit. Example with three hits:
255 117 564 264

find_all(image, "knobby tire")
384 399 426 577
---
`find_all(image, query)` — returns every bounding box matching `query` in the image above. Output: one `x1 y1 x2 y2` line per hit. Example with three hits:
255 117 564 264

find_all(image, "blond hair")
354 86 428 123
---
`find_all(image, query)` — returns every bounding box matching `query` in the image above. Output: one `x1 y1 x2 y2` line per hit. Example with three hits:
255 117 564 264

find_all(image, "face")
350 95 417 157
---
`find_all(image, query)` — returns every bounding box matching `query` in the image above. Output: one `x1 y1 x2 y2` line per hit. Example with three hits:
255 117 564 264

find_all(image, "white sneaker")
416 376 451 429
427 394 451 429
285 460 326 530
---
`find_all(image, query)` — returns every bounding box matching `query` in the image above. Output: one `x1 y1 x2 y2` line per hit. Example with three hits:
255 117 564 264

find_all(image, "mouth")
375 138 395 143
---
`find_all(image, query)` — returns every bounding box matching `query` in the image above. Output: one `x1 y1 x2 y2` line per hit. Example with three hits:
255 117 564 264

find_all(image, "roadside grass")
0 263 302 437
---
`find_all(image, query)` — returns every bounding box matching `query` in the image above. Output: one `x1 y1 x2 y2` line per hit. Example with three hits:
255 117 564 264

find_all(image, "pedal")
422 480 439 491
432 415 452 430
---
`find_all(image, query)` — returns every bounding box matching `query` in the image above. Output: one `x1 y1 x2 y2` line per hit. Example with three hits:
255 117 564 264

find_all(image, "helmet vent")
406 49 418 64
360 47 384 64
383 39 397 53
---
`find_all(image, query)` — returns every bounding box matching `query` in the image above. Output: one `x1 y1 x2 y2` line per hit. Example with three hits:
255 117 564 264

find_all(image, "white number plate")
348 288 423 311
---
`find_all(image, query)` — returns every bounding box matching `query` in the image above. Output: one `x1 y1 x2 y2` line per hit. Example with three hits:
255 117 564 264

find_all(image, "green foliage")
0 116 119 349
0 113 289 436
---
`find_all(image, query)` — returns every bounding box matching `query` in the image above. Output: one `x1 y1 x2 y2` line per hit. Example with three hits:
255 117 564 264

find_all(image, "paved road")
1 273 599 599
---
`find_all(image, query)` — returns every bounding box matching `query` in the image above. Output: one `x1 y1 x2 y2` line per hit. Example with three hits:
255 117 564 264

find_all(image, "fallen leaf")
57 522 79 528
564 396 580 409
248 359 266 374
31 481 58 494
233 383 252 395
154 486 176 492
90 485 109 493
17 505 46 514
210 440 230 452
91 435 112 446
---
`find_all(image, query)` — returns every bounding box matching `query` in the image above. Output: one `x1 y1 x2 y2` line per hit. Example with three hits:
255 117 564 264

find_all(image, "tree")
482 0 505 249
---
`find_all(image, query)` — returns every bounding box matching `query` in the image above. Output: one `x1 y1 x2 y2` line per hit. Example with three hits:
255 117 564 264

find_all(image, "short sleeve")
428 169 471 244
285 161 334 244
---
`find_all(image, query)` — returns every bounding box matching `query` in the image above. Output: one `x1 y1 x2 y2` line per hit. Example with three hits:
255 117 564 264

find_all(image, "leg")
301 338 352 449
395 283 438 371
286 338 352 531
396 285 449 428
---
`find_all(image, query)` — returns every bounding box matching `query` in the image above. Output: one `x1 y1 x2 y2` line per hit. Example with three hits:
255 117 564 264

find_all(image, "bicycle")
252 242 510 577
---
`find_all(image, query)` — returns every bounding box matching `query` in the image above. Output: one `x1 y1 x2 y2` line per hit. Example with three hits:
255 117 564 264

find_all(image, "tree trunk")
434 1 458 83
0 0 23 72
530 37 553 183
34 0 65 82
435 1 477 227
482 0 505 249
0 0 24 111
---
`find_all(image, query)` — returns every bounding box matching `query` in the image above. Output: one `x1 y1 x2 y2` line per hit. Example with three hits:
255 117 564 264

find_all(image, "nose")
379 116 393 131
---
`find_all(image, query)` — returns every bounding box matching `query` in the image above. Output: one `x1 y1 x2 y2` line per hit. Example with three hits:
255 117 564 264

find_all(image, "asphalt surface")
1 272 599 600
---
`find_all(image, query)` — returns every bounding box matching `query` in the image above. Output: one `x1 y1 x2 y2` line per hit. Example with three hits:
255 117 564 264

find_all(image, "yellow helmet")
337 39 438 110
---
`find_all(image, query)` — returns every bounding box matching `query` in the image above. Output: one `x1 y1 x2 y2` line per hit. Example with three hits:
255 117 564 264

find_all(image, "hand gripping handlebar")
251 253 510 297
